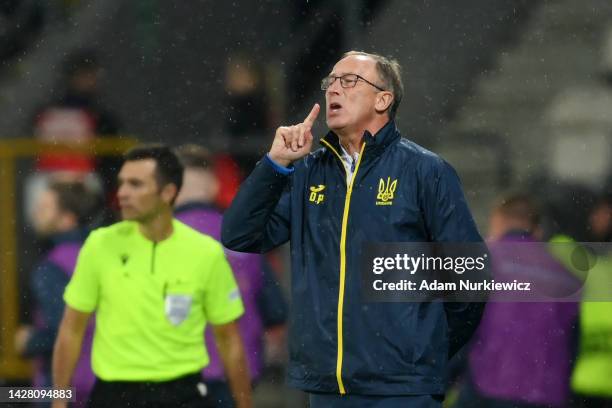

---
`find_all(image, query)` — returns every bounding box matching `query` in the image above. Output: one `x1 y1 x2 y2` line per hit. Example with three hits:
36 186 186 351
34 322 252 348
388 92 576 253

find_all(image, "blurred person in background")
14 180 100 407
52 145 252 408
453 192 578 408
570 194 612 408
174 144 288 408
25 48 122 223
223 51 484 407
224 54 273 139
223 54 277 176
211 152 243 210
587 194 612 243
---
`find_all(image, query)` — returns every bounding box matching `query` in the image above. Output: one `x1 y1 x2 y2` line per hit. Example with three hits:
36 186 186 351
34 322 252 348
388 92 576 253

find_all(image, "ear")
161 184 178 205
374 91 394 114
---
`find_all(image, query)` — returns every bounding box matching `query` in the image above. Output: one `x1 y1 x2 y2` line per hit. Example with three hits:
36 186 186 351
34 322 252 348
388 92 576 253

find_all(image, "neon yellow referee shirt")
64 219 244 381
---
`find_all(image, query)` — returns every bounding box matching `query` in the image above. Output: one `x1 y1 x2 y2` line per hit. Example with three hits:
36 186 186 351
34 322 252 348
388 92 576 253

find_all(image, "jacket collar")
320 120 400 163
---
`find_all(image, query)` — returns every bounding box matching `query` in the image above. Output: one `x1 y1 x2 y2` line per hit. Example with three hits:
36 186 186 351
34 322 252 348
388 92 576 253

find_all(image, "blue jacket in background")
27 229 96 407
222 121 485 396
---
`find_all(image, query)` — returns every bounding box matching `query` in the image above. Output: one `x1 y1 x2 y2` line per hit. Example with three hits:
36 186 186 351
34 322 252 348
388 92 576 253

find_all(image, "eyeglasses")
321 73 386 92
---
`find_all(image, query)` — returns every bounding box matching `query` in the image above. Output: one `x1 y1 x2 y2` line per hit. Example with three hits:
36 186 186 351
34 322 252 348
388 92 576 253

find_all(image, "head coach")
222 51 485 408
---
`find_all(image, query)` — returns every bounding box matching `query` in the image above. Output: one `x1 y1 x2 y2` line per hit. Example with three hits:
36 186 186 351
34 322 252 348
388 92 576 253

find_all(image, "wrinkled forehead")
331 55 378 78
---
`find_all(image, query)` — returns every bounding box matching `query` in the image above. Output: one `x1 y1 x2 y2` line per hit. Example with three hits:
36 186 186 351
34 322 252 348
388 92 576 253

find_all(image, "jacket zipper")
320 139 366 395
151 242 157 274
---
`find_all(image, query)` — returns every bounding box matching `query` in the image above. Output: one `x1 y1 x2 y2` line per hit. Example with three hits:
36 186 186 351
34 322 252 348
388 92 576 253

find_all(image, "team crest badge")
165 294 193 326
376 177 397 206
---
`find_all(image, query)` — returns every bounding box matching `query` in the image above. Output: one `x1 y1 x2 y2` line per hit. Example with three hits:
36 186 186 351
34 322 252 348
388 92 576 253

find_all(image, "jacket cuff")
264 154 294 175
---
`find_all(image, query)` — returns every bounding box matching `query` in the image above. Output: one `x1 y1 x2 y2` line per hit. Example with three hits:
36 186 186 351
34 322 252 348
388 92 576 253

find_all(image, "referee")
52 145 252 408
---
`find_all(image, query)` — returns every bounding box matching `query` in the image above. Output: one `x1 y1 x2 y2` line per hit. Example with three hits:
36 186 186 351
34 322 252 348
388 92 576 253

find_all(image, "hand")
14 326 32 355
268 103 320 167
51 400 68 408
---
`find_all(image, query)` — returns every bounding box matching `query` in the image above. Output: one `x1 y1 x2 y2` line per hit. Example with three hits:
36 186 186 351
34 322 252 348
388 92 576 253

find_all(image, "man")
52 145 252 408
222 51 485 407
454 193 578 408
588 194 612 242
174 144 288 407
570 194 612 408
26 49 122 224
15 181 99 407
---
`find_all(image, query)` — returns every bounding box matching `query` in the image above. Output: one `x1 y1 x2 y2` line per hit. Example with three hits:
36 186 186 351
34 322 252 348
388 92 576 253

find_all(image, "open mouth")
329 102 342 112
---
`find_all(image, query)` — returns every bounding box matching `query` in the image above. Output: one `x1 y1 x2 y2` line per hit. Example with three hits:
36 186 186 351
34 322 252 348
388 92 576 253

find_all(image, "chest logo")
376 177 397 206
309 185 326 204
120 254 129 265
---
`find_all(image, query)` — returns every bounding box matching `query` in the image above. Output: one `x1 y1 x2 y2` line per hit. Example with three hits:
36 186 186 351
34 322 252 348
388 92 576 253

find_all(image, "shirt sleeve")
203 246 245 325
265 153 295 175
63 234 100 313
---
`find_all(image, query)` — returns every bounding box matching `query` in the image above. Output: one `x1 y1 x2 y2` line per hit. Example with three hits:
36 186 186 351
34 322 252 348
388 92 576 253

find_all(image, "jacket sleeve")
256 258 289 328
421 158 481 243
222 157 291 253
420 157 487 358
24 261 69 357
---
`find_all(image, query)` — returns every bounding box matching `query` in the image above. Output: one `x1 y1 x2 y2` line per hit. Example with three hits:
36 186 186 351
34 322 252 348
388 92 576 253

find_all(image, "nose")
326 78 341 96
117 184 129 200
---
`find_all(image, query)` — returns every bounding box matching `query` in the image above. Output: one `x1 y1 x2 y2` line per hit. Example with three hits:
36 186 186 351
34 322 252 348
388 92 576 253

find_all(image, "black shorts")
87 372 215 408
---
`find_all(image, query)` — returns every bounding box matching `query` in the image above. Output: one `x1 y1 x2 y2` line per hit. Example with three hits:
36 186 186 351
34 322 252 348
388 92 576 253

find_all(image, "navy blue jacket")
25 229 88 358
222 121 485 396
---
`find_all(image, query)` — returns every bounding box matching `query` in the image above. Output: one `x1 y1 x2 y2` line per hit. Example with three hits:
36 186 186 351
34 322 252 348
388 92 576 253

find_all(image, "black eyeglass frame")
321 73 386 92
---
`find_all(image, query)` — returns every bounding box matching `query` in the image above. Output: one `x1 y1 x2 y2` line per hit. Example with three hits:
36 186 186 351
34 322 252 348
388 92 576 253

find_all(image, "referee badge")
164 294 193 326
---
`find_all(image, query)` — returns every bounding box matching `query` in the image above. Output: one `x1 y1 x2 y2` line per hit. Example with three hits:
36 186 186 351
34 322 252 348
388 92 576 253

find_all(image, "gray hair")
342 50 404 119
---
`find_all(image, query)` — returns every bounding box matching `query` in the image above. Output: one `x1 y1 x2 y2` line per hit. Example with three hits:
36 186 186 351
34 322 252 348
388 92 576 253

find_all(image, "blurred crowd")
8 49 290 407
449 192 612 408
3 49 612 408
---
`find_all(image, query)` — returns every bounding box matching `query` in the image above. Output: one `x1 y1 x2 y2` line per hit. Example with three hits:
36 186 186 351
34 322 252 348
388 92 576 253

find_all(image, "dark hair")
342 50 404 119
48 181 101 225
494 192 541 228
175 144 213 171
124 144 184 200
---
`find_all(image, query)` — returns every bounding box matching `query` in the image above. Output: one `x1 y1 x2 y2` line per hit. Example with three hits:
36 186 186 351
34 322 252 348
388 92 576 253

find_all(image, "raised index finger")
302 103 320 128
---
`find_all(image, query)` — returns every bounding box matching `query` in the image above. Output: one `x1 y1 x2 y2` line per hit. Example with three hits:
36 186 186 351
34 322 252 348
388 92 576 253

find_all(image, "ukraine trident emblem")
376 177 397 205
